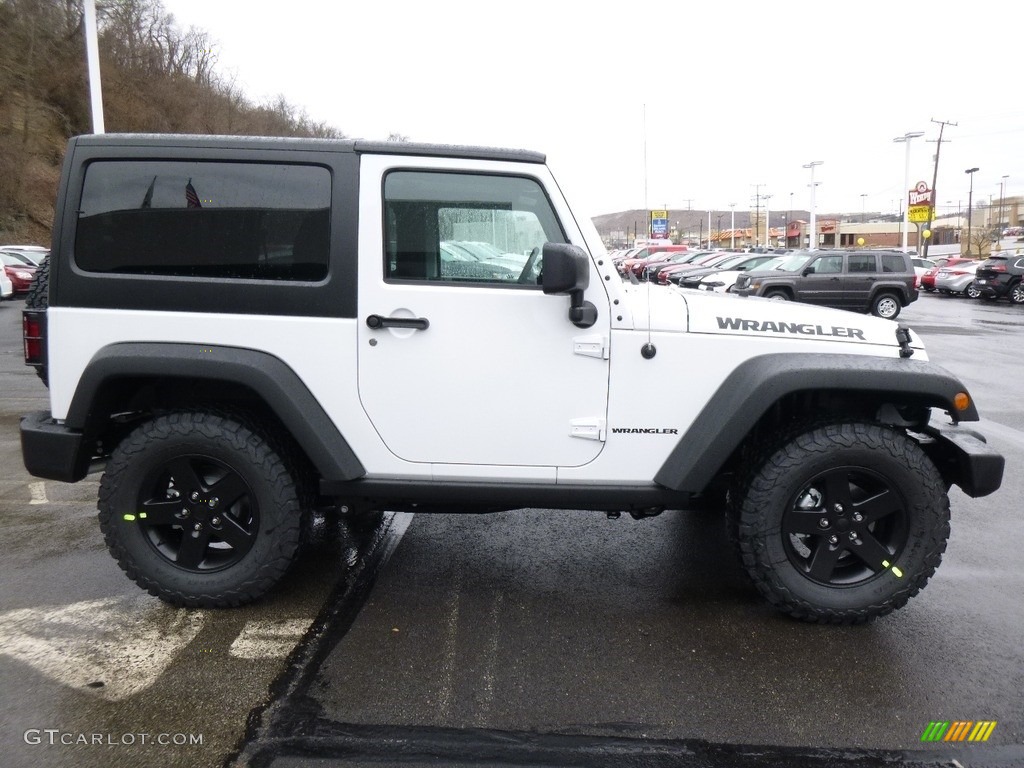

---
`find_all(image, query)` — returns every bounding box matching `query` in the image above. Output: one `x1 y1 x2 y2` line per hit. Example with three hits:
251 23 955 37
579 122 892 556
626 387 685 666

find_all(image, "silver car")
934 262 980 298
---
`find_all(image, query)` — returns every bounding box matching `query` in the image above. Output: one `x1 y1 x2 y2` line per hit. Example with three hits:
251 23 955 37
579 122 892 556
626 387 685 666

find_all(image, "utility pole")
923 117 957 260
752 184 763 247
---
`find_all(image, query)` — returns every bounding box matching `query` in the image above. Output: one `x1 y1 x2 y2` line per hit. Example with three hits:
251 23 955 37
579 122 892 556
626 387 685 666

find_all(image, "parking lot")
1 291 1022 768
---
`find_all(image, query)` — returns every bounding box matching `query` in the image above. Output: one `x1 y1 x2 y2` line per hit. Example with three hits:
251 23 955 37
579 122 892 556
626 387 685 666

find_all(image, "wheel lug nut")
828 535 839 545
190 491 199 502
208 497 219 508
833 504 844 513
819 517 829 528
211 517 221 526
853 512 863 522
193 523 203 531
849 532 858 541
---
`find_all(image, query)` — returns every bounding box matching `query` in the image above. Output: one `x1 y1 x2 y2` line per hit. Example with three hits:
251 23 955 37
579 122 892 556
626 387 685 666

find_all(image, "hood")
620 284 925 351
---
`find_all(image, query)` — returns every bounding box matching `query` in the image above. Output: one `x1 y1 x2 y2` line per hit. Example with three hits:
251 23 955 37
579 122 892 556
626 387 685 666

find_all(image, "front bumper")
20 411 93 483
920 422 1005 498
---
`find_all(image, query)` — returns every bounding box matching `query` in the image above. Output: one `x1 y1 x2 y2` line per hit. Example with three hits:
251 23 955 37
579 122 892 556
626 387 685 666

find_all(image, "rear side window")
75 160 331 281
880 254 907 273
848 254 875 273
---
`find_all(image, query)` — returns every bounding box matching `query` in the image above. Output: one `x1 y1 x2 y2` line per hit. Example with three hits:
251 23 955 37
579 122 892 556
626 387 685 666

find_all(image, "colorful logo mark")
921 721 997 742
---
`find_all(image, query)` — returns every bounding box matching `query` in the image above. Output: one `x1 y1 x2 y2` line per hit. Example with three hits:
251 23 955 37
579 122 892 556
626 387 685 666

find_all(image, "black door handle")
366 314 429 330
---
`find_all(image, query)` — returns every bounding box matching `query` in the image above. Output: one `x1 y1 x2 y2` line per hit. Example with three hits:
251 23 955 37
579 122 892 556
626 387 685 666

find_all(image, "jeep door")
356 155 610 468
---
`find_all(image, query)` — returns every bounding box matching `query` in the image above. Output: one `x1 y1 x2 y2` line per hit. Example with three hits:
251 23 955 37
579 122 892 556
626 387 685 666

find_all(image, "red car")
920 257 974 292
655 251 733 284
0 252 37 294
617 244 689 278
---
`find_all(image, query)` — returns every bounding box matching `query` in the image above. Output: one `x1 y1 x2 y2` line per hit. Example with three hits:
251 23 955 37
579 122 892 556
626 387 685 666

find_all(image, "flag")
185 178 202 208
140 176 156 208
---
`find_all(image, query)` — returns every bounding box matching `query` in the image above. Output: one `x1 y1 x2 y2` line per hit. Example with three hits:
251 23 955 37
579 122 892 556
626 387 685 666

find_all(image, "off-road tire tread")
730 422 949 624
24 256 49 386
98 410 303 608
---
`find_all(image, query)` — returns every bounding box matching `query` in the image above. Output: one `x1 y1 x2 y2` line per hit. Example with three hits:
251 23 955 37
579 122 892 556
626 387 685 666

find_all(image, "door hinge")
570 417 606 441
573 335 609 360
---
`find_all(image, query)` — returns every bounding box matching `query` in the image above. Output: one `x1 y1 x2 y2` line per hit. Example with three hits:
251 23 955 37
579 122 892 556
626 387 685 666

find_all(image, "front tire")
731 423 949 624
965 282 982 299
98 411 304 607
764 289 790 301
1010 282 1024 305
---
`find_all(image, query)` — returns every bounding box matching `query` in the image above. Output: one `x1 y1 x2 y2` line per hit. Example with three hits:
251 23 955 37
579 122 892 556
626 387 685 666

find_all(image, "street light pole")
999 174 1009 234
893 131 924 253
860 193 867 222
729 203 736 249
803 162 823 250
763 194 772 247
965 167 979 255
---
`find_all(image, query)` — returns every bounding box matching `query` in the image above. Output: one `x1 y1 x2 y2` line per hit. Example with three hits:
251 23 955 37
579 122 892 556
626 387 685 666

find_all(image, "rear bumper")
921 423 1005 498
20 411 92 483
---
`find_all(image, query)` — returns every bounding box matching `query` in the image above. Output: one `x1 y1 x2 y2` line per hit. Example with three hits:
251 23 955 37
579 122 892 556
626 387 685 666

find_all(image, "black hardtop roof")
70 133 546 164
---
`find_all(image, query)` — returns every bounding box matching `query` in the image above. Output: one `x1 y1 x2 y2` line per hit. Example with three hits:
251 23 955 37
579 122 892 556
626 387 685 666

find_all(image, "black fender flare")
654 353 978 493
67 342 365 482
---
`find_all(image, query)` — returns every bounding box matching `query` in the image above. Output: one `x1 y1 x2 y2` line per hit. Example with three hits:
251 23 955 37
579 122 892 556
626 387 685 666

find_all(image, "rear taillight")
22 309 45 366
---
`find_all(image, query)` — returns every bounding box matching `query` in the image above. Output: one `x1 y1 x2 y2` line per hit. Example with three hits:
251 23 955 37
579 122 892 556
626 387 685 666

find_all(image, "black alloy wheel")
731 422 949 624
99 411 305 607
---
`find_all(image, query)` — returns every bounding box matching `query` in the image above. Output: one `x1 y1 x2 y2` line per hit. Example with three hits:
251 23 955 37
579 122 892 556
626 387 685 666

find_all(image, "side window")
383 171 567 286
848 254 876 273
880 254 907 273
811 255 843 274
76 160 331 281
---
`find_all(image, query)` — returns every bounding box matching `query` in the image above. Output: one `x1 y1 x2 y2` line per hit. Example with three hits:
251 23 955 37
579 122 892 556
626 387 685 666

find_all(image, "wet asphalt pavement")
1 291 1022 768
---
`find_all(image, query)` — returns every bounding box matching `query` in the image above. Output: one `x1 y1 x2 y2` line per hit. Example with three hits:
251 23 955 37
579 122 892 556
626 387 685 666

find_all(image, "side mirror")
542 243 589 295
541 243 597 328
802 266 815 276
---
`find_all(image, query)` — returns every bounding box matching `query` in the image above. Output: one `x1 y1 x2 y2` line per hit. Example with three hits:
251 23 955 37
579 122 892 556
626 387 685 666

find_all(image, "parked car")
673 253 778 291
0 263 13 300
0 252 38 294
733 249 918 319
0 245 49 266
644 250 716 282
973 251 1024 304
934 262 980 298
655 251 733 285
617 244 689 278
919 257 975 292
911 257 936 288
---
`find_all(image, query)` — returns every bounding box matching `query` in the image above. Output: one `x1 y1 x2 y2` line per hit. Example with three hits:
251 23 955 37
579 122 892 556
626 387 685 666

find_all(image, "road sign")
908 205 932 223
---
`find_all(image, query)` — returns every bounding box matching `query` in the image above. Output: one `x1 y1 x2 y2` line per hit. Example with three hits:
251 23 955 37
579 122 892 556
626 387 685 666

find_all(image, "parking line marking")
28 482 48 505
0 596 205 701
229 618 314 659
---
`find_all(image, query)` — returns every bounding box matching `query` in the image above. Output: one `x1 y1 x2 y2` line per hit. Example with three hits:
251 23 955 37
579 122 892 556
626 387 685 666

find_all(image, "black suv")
973 252 1024 304
733 249 918 319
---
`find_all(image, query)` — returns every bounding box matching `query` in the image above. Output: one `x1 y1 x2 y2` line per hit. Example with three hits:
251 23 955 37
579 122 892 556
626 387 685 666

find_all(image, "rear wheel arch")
68 343 365 485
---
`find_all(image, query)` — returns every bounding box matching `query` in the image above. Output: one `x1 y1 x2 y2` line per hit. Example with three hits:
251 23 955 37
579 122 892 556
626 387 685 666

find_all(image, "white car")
0 245 49 266
0 266 12 300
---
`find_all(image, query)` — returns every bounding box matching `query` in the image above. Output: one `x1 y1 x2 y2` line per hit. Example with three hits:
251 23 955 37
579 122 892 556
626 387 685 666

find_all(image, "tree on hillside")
0 0 346 242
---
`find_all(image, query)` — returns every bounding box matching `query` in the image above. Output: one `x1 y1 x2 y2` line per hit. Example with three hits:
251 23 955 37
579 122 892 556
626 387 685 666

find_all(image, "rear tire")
871 292 901 319
764 289 790 301
731 422 949 624
964 282 981 299
24 257 49 386
98 411 304 607
1010 282 1024 305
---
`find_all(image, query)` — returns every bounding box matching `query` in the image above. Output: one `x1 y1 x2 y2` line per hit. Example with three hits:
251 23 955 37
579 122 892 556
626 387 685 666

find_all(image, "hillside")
0 0 343 245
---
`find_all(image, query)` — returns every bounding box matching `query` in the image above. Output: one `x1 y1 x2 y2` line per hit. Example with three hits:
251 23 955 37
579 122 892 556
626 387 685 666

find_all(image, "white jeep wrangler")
21 134 1004 623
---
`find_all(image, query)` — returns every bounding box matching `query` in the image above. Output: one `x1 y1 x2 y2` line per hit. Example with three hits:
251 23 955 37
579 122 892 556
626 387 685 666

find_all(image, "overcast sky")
158 0 1022 222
